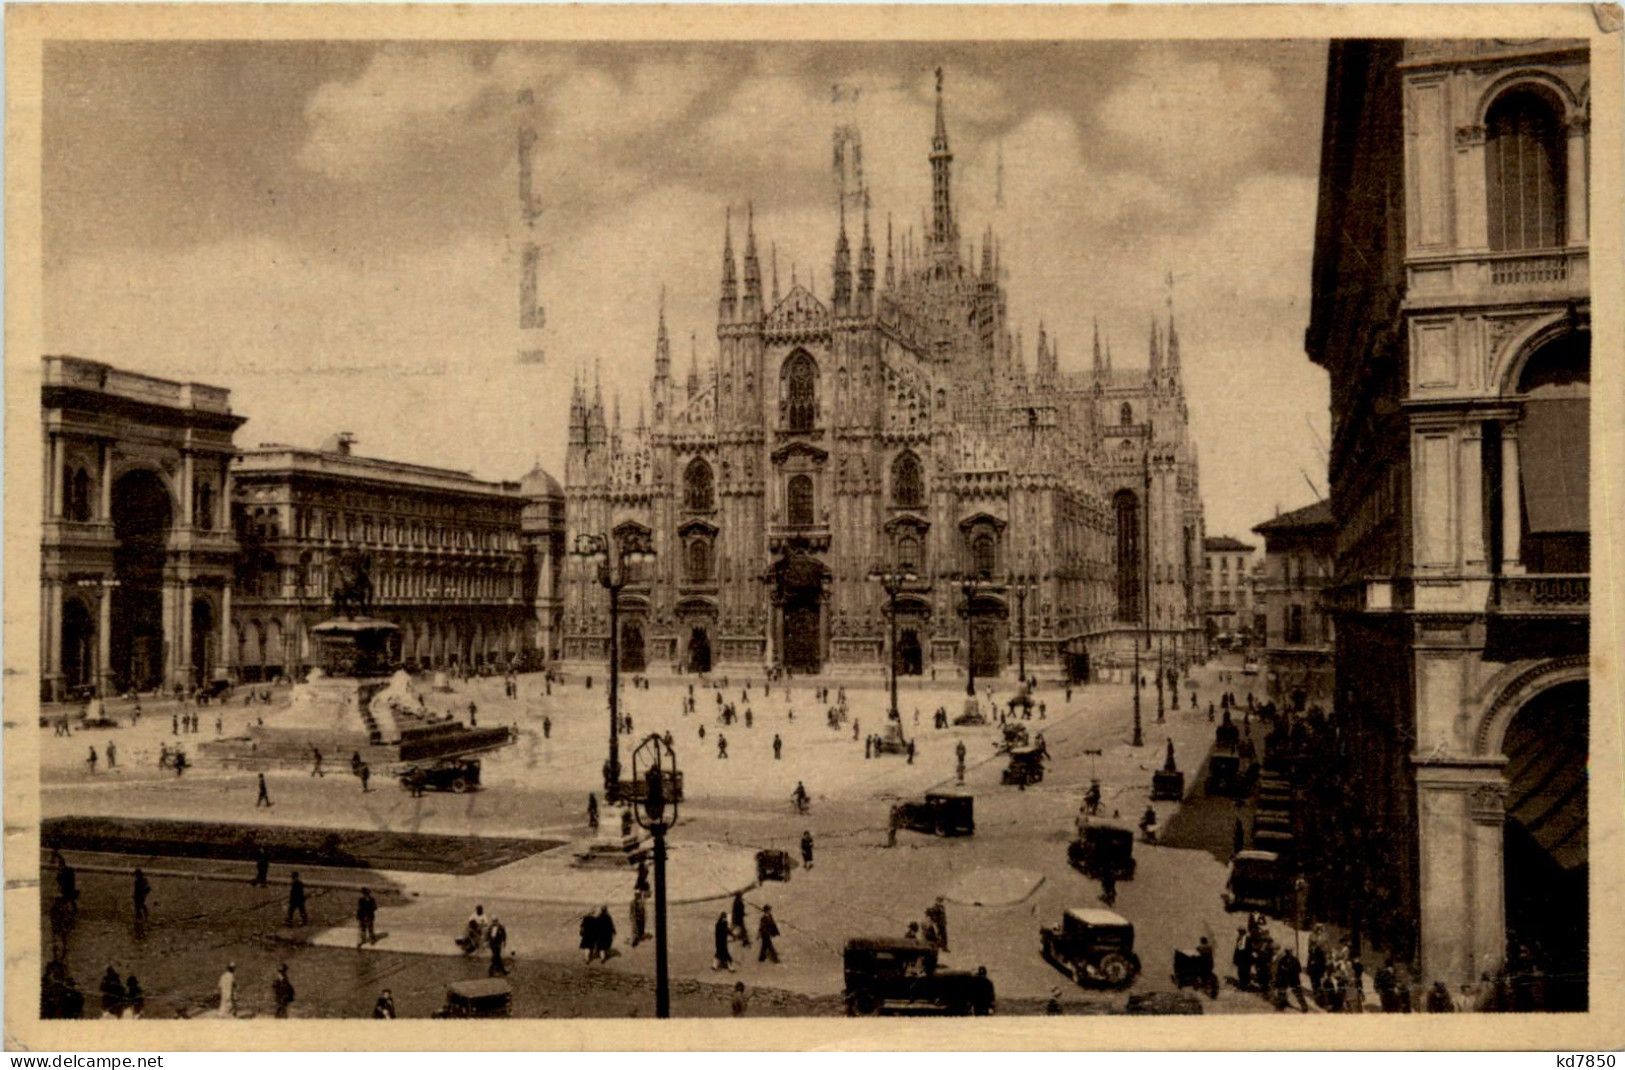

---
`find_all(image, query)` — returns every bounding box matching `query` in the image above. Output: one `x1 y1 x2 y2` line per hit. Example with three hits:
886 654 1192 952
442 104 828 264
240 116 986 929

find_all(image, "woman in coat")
713 912 735 971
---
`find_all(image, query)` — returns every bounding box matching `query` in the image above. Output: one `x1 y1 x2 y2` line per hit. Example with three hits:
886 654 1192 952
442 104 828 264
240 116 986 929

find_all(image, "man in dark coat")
925 897 949 952
757 905 781 964
487 916 509 976
131 868 151 923
99 966 125 1017
272 963 295 1018
286 872 308 926
731 892 750 946
800 830 814 871
356 888 378 946
1274 947 1309 1012
713 912 735 971
595 905 616 960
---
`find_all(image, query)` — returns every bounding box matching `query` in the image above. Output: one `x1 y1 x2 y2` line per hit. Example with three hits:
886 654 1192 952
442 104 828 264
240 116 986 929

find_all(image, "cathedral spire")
569 365 587 446
771 241 780 307
1167 313 1180 372
742 203 762 321
687 332 700 399
720 207 737 322
857 202 876 314
884 214 896 291
1093 318 1104 375
832 198 853 314
1149 316 1162 375
929 66 957 256
654 286 670 380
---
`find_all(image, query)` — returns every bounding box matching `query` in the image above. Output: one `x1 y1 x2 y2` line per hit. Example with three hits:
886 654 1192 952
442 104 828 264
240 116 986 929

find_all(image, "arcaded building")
561 75 1205 680
1308 39 1590 1004
40 356 245 700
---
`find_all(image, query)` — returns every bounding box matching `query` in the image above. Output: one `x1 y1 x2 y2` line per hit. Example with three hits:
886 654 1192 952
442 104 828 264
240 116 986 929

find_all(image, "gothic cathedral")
561 73 1205 681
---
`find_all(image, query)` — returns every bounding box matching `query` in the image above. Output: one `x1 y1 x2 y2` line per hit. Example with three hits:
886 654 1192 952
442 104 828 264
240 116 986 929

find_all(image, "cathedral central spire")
929 66 958 256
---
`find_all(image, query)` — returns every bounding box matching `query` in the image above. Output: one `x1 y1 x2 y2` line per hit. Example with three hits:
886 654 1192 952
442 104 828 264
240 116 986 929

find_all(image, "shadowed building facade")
40 356 245 700
1308 39 1589 1004
561 74 1205 681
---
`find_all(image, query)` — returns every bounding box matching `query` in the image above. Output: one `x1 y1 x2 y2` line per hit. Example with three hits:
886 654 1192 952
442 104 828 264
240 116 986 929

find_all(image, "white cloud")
1096 53 1289 180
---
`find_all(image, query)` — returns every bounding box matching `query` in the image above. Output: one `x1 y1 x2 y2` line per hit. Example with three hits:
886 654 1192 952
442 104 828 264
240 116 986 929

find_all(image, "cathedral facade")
561 76 1205 681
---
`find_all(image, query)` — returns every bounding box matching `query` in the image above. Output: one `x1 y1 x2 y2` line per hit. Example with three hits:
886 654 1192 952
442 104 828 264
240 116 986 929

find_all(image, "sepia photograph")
4 3 1619 1051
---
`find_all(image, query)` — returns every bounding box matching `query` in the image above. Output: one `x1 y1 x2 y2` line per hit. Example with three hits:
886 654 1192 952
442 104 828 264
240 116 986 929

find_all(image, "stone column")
1461 422 1486 570
97 584 114 697
1566 118 1588 244
178 581 195 688
1454 126 1490 251
1416 775 1472 988
49 433 65 519
99 440 114 521
220 581 234 680
1468 781 1509 983
1500 425 1522 573
42 579 62 701
181 451 195 528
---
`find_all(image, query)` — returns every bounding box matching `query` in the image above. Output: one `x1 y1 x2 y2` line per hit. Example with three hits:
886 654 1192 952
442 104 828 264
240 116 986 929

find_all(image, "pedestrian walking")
286 872 308 926
468 701 478 726
926 896 949 952
106 741 117 768
87 747 98 774
356 887 378 946
757 905 781 964
731 892 750 946
717 733 728 759
311 748 325 777
579 911 599 963
1274 948 1310 1012
359 762 371 793
172 713 179 735
713 912 735 971
487 915 508 976
588 792 600 830
351 751 362 776
256 772 274 807
131 868 150 922
773 733 782 760
215 713 223 735
595 906 616 960
955 740 967 783
1099 868 1117 906
864 736 873 760
907 739 916 765
800 830 814 871
218 963 238 1016
887 804 901 848
543 716 552 739
272 964 295 1018
630 889 648 947
252 851 270 887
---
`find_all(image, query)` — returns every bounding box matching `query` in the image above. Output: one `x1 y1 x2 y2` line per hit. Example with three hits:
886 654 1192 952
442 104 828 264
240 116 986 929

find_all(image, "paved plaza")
39 657 1331 1017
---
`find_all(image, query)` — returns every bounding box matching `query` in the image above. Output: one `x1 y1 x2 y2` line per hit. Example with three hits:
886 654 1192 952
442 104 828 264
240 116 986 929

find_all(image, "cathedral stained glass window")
784 351 817 431
684 458 714 511
787 475 815 527
892 452 924 508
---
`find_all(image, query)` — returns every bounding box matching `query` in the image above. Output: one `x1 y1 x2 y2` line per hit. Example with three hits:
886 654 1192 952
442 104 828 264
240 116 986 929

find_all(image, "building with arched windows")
1308 39 1590 1006
40 356 244 700
561 74 1206 681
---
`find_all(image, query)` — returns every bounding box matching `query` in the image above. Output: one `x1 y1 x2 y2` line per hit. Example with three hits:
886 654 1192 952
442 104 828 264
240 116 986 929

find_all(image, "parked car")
1222 849 1286 914
398 758 481 794
898 791 975 837
842 939 995 1016
1041 908 1142 989
1002 745 1045 786
434 978 511 1018
1151 767 1185 801
1067 819 1137 881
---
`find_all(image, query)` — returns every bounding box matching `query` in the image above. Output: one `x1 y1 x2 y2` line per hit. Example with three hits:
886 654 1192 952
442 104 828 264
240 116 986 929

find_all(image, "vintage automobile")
1067 819 1137 881
842 939 996 1016
1151 767 1186 801
1041 908 1142 989
1172 944 1221 998
434 978 512 1018
399 758 482 794
898 791 975 837
874 721 911 756
1001 745 1045 786
998 722 1030 752
1204 750 1247 798
757 848 793 883
1223 849 1287 914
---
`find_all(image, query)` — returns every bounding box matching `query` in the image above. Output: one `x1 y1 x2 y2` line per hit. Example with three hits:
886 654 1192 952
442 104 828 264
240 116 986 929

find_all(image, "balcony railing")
1490 254 1569 286
1494 574 1588 613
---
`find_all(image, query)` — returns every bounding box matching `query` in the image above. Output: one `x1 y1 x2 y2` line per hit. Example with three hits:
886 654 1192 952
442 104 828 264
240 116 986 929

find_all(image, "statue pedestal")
571 812 648 869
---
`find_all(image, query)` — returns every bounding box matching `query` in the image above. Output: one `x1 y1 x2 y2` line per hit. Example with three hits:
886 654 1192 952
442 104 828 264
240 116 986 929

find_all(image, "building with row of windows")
1201 535 1257 648
560 74 1206 681
39 356 567 698
1307 38 1590 1006
1251 501 1335 712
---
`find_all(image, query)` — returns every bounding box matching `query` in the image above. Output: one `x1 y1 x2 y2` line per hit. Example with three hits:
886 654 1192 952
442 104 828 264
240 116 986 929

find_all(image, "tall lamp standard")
1007 570 1037 688
868 564 919 720
957 570 992 700
631 733 678 1018
572 531 656 797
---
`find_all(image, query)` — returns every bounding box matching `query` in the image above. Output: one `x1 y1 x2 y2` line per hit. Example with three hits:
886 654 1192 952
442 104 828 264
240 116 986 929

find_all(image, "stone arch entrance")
60 598 95 693
191 599 216 688
687 626 712 674
1501 678 1588 1009
897 627 923 677
620 619 647 673
110 469 173 692
768 549 828 675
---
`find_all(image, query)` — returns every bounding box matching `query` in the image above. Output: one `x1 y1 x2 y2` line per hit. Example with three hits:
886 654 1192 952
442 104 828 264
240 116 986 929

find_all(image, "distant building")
1251 502 1334 712
230 435 564 679
1201 535 1256 648
1308 39 1589 1003
40 356 245 700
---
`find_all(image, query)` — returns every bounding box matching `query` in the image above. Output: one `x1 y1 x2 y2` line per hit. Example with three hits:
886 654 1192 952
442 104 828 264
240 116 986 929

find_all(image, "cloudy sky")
44 39 1330 540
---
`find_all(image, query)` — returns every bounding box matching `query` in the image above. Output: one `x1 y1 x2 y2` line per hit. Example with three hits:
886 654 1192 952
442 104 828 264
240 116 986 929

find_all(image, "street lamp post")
573 531 656 797
868 564 919 720
957 570 991 700
1008 571 1036 687
631 733 678 1018
1132 639 1144 747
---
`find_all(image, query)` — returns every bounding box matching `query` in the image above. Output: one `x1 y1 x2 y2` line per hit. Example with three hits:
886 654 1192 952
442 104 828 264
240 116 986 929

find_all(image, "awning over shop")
1520 397 1589 534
